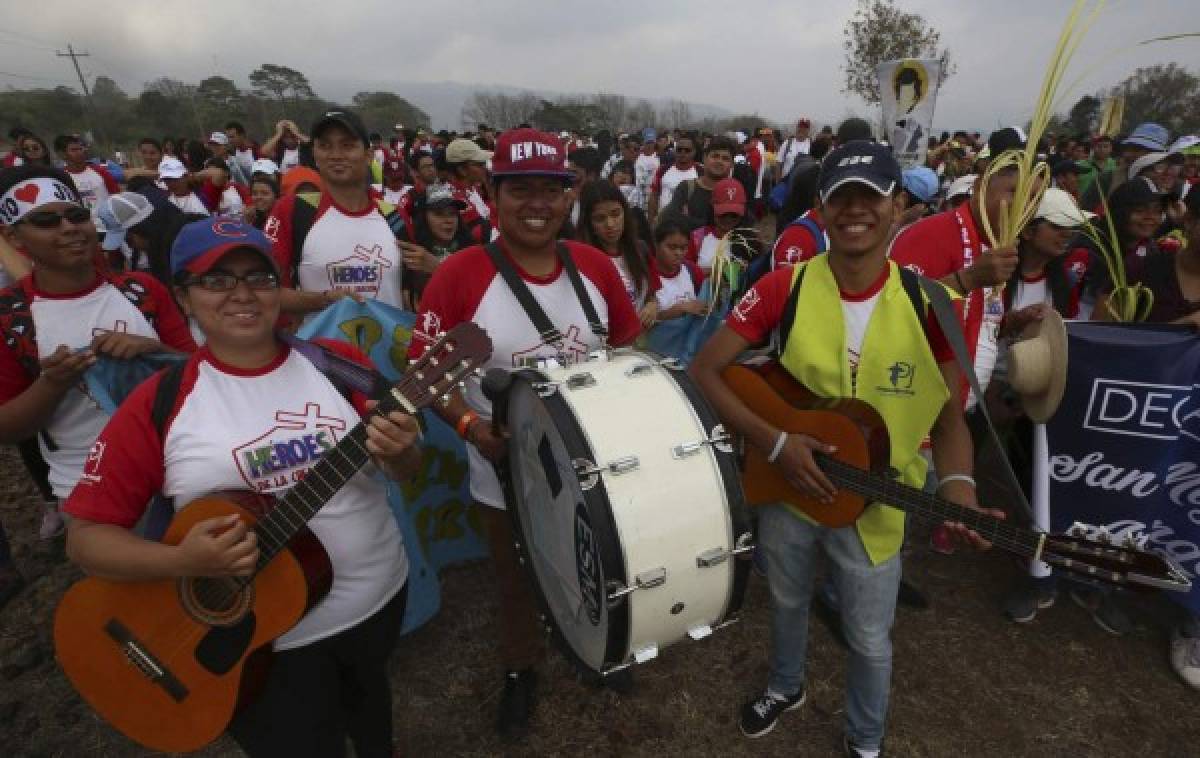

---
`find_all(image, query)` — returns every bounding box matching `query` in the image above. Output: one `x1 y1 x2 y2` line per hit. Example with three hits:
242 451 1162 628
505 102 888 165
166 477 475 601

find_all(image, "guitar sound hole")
179 576 254 627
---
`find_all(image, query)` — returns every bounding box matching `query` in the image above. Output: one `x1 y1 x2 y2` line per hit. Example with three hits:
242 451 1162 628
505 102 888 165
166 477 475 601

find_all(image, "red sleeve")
96 165 120 194
263 192 296 285
1062 248 1091 319
129 273 197 353
685 227 704 265
311 338 374 416
0 339 33 405
62 372 166 528
747 149 762 174
650 168 664 195
725 268 792 343
407 246 491 361
889 215 957 280
772 224 821 268
234 183 252 205
197 180 220 213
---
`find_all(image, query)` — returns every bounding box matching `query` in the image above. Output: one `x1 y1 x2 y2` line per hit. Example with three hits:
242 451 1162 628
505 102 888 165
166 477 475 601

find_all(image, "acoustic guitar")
722 362 1192 594
53 323 492 753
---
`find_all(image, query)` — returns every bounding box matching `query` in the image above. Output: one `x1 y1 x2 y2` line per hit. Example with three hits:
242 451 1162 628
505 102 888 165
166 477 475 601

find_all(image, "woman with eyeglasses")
61 217 422 757
0 166 196 545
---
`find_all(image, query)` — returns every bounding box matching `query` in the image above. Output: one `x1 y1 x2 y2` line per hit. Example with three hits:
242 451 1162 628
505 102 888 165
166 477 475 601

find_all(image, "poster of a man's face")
894 63 926 115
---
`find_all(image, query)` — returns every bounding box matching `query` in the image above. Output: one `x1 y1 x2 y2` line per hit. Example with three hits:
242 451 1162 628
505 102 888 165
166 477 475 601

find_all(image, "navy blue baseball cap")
170 218 277 279
818 141 903 203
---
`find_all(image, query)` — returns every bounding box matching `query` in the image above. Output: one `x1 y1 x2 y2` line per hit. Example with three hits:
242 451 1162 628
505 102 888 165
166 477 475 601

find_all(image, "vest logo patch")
878 361 916 396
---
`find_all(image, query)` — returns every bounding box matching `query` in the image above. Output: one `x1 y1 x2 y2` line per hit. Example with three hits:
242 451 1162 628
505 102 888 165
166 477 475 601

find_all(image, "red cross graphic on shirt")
350 243 394 269
510 323 590 366
274 403 348 432
91 320 129 338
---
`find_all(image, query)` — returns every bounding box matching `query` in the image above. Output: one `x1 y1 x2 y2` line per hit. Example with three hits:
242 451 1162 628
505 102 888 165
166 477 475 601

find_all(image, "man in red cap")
408 128 641 740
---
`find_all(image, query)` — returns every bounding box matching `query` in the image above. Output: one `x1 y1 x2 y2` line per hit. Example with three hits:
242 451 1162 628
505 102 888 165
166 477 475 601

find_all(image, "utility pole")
56 44 101 145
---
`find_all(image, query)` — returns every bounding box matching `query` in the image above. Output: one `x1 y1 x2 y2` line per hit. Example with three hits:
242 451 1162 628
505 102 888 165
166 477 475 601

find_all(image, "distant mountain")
312 77 734 130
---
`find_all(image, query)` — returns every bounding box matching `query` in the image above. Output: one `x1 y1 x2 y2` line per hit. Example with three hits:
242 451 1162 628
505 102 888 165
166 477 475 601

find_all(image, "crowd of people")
0 104 1196 757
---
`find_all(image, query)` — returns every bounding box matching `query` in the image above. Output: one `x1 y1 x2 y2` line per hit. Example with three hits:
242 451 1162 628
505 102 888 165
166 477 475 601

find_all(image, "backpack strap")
776 263 807 358
150 360 187 440
289 192 321 284
108 273 160 329
897 266 928 334
281 333 386 398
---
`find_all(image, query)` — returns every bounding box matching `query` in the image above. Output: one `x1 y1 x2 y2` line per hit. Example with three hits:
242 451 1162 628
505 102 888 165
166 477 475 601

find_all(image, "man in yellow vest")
691 141 1000 758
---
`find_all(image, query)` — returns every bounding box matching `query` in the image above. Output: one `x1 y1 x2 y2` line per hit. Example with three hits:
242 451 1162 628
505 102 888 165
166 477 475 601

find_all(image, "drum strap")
484 241 609 352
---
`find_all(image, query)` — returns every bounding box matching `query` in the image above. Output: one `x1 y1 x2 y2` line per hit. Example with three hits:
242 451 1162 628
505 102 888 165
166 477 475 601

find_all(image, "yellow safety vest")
779 255 950 564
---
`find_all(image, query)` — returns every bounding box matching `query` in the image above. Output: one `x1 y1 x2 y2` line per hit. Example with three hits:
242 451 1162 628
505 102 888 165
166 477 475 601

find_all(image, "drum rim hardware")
573 455 640 491
671 424 733 459
606 567 668 605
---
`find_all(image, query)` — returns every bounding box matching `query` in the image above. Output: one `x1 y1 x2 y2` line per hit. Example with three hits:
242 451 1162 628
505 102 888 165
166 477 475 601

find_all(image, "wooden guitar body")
53 491 332 753
722 362 892 527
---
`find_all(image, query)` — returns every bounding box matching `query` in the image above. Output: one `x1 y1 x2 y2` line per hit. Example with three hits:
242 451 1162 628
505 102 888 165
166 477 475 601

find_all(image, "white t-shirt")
1012 276 1049 311
217 186 244 217
655 265 699 310
658 165 699 209
696 231 722 271
65 346 407 650
295 200 403 309
280 148 300 174
169 192 210 216
633 153 660 209
233 147 256 179
30 282 161 497
409 242 640 509
67 166 113 211
778 137 811 178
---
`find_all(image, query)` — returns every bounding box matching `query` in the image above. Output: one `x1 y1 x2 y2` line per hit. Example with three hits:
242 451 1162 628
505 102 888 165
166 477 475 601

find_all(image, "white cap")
158 157 187 180
1129 151 1168 179
1034 187 1095 227
947 174 976 200
252 158 280 176
207 131 230 146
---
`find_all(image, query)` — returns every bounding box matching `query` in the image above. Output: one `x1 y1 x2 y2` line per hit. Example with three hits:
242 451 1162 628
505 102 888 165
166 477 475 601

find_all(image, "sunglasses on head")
184 270 279 292
20 206 91 228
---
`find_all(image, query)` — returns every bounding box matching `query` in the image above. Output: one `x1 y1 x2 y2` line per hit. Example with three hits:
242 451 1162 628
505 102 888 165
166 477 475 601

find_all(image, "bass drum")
500 349 749 674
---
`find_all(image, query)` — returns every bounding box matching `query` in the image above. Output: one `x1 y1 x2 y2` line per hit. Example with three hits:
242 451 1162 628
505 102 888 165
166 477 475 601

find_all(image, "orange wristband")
455 410 481 439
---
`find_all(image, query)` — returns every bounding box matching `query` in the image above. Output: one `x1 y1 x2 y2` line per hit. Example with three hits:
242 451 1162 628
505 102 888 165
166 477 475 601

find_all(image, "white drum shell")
506 350 740 671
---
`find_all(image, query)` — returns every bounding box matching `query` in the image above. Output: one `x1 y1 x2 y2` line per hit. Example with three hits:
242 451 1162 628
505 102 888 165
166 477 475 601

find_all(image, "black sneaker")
497 668 537 740
738 687 805 738
843 734 883 757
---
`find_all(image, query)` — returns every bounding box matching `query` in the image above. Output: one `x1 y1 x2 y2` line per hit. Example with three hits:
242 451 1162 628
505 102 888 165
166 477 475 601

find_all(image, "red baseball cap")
712 178 747 216
490 128 573 181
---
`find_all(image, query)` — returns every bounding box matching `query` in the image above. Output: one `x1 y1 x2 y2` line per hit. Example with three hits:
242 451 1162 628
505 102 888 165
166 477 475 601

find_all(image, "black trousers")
228 584 407 758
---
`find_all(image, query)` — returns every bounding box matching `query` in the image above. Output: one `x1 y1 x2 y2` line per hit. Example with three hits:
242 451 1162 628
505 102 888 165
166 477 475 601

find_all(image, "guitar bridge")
104 619 189 702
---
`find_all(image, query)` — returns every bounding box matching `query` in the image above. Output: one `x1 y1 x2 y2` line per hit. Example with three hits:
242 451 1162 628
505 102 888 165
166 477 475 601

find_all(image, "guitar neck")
815 455 1043 560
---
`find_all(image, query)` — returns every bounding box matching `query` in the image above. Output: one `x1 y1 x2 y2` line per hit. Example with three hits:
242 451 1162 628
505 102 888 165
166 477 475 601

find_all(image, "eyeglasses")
22 143 43 153
184 270 279 291
20 206 91 228
676 147 694 154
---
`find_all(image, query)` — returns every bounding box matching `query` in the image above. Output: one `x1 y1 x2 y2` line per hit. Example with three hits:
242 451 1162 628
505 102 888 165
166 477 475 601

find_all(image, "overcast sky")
0 0 1196 132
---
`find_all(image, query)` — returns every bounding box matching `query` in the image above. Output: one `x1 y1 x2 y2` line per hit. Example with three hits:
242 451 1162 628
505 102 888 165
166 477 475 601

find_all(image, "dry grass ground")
1 434 1196 757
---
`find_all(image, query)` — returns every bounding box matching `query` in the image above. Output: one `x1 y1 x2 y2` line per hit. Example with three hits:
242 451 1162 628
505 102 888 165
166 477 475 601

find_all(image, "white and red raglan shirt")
265 192 403 310
890 206 1004 409
652 164 699 210
63 341 408 650
408 241 642 508
65 163 119 212
0 273 196 497
653 258 706 310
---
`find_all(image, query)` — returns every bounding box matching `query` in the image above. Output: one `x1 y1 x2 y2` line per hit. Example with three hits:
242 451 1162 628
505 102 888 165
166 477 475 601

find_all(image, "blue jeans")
761 505 902 750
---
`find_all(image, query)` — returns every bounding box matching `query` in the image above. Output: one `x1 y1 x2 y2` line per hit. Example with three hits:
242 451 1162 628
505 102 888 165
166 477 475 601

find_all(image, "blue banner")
1046 322 1200 613
299 300 487 633
645 278 727 365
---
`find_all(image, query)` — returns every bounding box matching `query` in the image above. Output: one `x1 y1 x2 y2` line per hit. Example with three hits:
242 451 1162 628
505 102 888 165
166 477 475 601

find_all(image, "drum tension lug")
672 425 734 459
565 372 597 390
731 532 756 557
696 547 728 568
574 456 641 489
624 362 654 378
606 567 666 603
687 624 713 640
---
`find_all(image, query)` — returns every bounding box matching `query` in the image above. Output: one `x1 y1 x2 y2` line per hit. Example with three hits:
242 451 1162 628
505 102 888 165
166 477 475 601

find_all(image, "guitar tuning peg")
1068 522 1086 538
1097 530 1112 545
1123 535 1139 550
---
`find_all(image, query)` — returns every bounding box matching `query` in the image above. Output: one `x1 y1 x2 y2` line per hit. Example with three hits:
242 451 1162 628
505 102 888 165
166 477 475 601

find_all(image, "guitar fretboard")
815 454 1043 559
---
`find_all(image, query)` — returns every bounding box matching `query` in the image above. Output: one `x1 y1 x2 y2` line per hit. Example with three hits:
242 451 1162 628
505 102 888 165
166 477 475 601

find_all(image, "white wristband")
937 474 976 490
767 431 788 464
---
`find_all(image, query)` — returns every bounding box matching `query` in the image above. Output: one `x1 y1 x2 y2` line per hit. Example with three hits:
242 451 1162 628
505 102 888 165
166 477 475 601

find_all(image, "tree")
662 99 694 130
196 76 244 125
591 93 630 132
1063 94 1102 136
351 91 430 134
460 91 541 130
249 64 315 102
1109 64 1200 137
723 114 774 135
142 77 203 136
627 99 658 132
841 0 955 105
